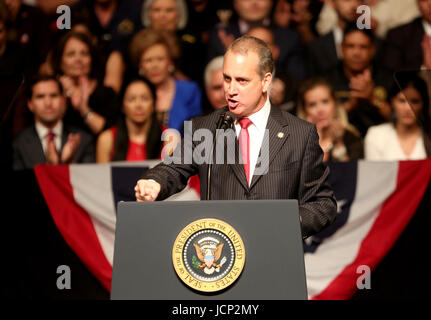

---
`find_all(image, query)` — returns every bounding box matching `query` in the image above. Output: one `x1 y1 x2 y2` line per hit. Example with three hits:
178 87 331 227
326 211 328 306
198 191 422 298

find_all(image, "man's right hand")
134 179 161 202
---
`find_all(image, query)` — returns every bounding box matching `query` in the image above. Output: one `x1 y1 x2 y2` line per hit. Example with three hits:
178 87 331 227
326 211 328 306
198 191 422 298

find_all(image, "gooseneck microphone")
206 111 236 200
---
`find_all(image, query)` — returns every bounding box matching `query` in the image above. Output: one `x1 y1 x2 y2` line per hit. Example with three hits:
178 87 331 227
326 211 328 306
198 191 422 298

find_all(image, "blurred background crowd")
1 0 431 171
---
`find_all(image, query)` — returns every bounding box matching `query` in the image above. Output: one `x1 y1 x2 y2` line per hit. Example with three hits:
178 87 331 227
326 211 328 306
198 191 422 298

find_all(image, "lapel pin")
277 132 284 138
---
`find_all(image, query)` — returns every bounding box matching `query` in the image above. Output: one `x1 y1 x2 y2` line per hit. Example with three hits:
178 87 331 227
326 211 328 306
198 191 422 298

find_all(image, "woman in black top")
51 31 120 136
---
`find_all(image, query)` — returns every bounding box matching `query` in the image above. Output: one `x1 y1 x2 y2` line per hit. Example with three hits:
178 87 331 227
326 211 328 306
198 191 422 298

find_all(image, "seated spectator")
51 31 120 136
316 0 419 38
365 74 431 160
203 56 226 112
129 28 203 132
0 2 30 78
2 0 51 74
70 0 142 62
297 77 364 162
96 77 163 162
40 22 125 94
247 26 299 111
272 0 323 44
383 0 431 72
207 0 307 80
141 0 206 83
308 0 364 76
12 75 94 170
326 24 393 137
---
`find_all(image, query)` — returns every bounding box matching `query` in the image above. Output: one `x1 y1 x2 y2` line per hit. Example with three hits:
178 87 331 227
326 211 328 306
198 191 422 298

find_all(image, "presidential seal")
172 218 245 293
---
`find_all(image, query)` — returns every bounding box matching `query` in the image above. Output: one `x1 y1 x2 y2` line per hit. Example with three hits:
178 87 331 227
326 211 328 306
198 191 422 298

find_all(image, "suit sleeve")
298 125 337 239
12 139 26 170
142 128 199 200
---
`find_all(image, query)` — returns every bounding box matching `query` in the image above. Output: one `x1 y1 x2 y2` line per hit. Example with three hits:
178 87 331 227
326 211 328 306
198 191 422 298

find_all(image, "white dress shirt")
35 121 63 155
234 98 271 184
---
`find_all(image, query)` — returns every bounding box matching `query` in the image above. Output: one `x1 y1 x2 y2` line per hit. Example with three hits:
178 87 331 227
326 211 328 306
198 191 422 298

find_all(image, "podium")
111 200 307 300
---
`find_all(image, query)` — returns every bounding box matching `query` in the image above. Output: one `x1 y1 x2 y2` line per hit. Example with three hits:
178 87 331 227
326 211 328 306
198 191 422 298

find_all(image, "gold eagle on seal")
193 243 224 270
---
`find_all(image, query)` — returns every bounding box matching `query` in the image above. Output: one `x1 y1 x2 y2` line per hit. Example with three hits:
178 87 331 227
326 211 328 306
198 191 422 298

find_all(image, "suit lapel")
229 137 249 191
249 105 289 189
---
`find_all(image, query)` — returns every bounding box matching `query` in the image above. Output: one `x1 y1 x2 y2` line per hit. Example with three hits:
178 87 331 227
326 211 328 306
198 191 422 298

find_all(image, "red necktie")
238 118 253 185
46 131 58 157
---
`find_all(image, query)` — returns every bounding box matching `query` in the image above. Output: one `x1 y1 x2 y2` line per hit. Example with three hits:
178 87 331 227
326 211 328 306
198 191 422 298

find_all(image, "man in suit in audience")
307 0 364 76
383 0 431 72
12 75 94 170
135 35 337 239
207 0 307 80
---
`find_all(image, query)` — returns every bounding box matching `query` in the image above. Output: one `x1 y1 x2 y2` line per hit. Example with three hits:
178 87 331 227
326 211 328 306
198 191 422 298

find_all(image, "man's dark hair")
342 23 376 45
25 74 63 100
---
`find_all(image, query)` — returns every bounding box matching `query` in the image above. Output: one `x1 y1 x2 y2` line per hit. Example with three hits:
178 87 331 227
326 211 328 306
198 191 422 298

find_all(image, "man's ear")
262 72 273 93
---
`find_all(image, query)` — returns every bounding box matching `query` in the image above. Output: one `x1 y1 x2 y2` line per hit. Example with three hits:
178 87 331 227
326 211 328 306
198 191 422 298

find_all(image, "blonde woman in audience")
129 28 202 132
365 75 431 160
298 77 364 162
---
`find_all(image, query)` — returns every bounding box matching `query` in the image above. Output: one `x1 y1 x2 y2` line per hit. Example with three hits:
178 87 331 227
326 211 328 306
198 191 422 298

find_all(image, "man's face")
28 80 65 127
206 69 226 109
342 31 375 73
332 0 362 23
418 0 431 24
234 0 273 23
223 50 271 117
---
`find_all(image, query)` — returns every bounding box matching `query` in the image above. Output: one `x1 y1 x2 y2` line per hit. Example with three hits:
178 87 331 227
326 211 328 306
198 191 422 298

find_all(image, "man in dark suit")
135 35 336 239
383 0 431 72
12 75 94 170
307 0 364 76
207 0 307 80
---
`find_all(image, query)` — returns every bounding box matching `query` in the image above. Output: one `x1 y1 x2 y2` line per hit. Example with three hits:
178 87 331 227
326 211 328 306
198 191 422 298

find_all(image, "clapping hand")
61 133 81 163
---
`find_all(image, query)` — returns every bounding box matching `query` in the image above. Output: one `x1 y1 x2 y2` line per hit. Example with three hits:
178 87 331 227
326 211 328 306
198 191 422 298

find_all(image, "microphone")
216 111 236 130
207 111 236 200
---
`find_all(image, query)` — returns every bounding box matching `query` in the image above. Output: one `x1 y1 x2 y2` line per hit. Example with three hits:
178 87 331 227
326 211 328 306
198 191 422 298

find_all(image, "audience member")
203 56 226 112
0 1 28 78
51 31 120 136
308 0 364 76
298 77 364 162
326 24 393 136
71 0 142 60
2 0 51 74
129 28 202 133
247 26 299 111
383 0 431 72
40 22 125 94
141 0 206 84
272 0 323 44
12 75 94 170
207 0 307 80
317 0 420 38
365 74 431 160
96 77 163 162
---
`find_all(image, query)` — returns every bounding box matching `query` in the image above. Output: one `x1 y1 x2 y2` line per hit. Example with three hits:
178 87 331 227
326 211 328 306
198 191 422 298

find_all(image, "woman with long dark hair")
365 74 431 160
96 77 163 162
